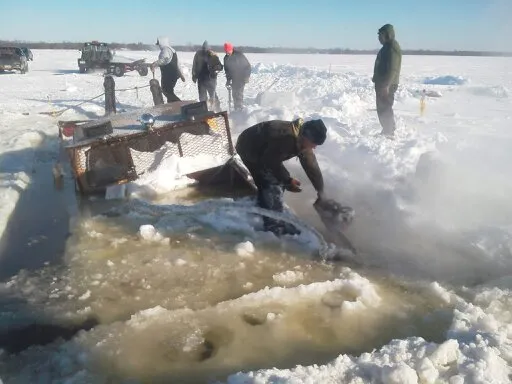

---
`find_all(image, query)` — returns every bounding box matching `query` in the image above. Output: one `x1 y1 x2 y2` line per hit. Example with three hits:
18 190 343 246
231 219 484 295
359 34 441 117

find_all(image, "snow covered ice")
0 50 511 383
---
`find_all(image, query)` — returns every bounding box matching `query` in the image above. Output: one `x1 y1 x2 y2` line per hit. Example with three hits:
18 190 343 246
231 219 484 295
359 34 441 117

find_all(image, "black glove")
284 178 302 193
226 80 232 88
314 198 355 226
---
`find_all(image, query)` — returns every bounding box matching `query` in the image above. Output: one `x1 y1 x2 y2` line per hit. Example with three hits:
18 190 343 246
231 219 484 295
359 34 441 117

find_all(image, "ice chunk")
381 362 418 384
138 224 163 241
105 183 127 200
234 241 255 258
429 339 459 366
273 270 304 285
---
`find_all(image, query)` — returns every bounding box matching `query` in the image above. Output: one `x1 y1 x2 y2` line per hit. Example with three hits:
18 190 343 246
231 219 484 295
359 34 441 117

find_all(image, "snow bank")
423 75 467 85
0 128 47 237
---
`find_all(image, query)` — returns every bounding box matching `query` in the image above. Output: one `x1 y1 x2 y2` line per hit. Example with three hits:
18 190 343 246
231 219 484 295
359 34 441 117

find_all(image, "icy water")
0 148 507 383
0 176 458 383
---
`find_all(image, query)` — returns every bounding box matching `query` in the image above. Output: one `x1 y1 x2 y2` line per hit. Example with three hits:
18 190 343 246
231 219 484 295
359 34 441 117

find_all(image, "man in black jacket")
223 42 251 111
192 41 223 108
236 118 327 236
150 36 185 103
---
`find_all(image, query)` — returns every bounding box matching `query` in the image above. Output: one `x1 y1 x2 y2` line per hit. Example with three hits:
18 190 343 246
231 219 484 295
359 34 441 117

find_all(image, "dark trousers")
231 81 245 110
198 78 219 104
240 159 299 236
162 77 180 103
376 84 398 135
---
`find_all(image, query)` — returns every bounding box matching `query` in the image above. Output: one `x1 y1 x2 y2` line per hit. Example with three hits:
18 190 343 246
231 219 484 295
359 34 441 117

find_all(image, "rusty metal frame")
60 111 235 195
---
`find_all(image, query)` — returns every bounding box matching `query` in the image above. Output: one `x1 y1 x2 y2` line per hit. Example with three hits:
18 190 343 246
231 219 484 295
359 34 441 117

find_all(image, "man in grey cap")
192 40 223 108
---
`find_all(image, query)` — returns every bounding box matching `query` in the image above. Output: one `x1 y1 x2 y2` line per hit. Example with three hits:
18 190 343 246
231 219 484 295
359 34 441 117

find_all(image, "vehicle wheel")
138 66 148 76
113 65 124 77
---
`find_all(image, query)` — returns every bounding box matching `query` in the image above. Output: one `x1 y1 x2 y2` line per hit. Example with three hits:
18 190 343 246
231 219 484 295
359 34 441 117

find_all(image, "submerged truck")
0 47 28 74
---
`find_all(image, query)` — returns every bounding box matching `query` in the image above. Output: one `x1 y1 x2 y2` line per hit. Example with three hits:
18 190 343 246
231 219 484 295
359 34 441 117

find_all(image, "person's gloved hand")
226 80 232 88
284 178 302 192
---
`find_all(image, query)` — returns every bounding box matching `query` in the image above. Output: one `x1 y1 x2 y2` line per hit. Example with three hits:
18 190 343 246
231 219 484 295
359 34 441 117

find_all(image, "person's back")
192 41 222 82
236 120 300 165
224 49 251 82
223 42 251 110
236 119 326 194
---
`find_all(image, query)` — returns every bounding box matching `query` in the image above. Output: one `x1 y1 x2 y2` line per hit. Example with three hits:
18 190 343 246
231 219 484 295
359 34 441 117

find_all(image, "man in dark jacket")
150 36 185 103
372 24 402 137
223 42 251 111
192 41 223 108
236 118 327 236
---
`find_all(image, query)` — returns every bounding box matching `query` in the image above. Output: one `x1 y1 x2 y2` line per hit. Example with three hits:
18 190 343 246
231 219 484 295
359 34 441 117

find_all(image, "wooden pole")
150 78 164 106
104 75 116 115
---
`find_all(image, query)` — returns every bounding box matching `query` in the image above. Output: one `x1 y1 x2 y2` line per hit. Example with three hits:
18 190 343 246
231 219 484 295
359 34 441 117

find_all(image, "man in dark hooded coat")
372 24 402 137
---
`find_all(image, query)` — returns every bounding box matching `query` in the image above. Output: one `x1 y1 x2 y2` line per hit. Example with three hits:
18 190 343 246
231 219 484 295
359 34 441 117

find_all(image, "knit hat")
301 119 327 145
224 42 234 54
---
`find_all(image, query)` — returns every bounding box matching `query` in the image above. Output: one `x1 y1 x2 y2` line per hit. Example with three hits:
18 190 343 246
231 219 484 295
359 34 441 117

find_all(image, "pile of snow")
423 75 467 85
469 85 509 98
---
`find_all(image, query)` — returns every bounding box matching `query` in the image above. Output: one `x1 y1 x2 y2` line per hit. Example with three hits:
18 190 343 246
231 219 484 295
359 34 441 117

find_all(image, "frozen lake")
0 49 511 383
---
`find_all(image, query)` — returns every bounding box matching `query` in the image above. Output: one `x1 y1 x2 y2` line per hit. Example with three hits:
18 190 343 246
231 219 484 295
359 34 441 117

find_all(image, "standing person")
150 36 185 103
223 42 251 111
235 118 328 236
192 41 223 109
372 24 402 137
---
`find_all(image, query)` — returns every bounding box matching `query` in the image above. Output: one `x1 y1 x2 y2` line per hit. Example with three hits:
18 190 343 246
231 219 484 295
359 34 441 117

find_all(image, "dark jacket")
154 37 184 83
192 49 223 82
373 24 402 87
161 51 182 84
235 119 324 193
224 49 251 83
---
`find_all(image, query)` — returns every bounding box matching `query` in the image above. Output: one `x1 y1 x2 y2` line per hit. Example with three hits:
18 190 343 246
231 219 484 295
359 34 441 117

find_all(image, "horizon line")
2 40 511 56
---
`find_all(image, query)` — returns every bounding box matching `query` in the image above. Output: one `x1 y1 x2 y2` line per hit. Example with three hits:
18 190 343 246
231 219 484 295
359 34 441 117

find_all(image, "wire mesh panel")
63 111 234 195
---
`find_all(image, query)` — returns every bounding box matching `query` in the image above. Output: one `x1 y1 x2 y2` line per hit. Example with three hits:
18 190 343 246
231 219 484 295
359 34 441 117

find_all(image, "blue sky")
1 0 511 51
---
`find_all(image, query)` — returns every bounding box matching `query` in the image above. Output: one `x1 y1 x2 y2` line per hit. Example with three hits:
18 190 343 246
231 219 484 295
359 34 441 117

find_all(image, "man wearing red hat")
223 42 251 111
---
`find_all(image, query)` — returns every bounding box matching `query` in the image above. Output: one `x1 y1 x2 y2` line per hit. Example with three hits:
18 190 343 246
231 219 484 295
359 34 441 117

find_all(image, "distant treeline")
2 40 511 57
